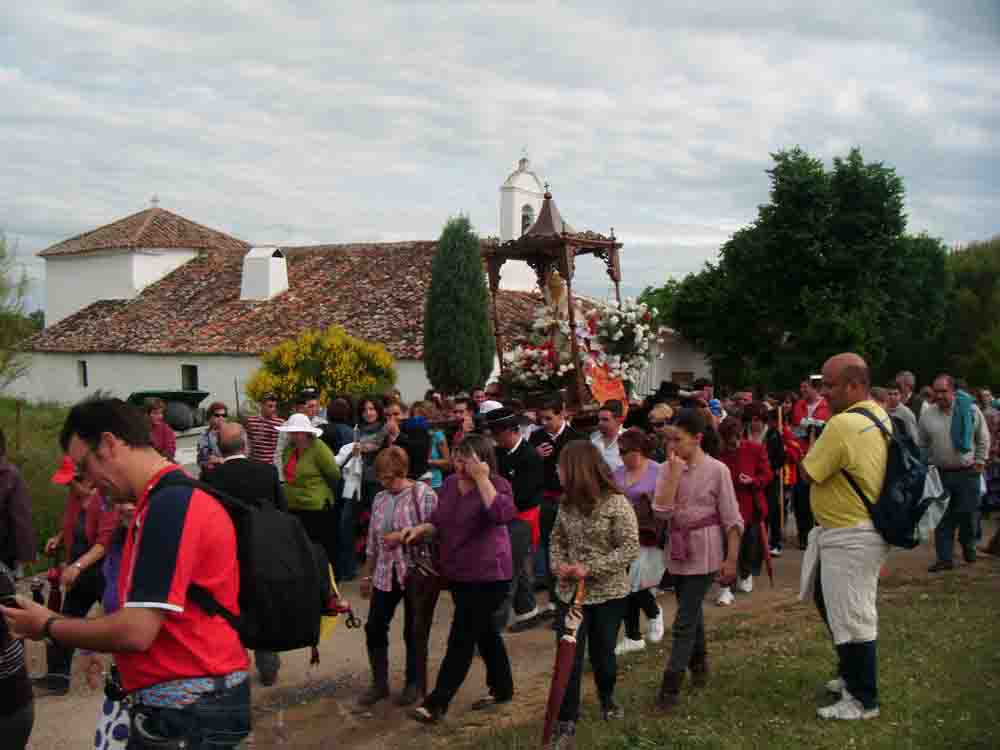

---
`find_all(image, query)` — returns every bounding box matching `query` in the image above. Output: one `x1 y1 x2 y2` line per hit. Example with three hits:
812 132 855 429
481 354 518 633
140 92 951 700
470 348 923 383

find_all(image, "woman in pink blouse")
357 447 438 708
652 408 743 713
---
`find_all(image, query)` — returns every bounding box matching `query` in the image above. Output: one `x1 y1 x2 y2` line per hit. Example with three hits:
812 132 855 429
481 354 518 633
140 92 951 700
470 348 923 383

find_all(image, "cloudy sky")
2 1 998 311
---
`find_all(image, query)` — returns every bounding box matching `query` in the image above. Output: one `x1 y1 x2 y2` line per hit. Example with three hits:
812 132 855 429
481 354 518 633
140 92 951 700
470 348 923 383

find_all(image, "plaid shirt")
366 482 438 592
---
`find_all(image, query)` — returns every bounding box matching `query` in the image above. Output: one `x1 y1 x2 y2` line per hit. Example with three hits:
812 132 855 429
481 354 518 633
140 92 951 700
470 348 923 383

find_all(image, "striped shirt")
245 415 284 464
0 638 25 680
366 482 438 592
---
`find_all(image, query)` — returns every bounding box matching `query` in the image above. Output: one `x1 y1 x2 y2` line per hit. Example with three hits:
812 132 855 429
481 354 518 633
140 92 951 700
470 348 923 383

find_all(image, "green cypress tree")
423 216 494 392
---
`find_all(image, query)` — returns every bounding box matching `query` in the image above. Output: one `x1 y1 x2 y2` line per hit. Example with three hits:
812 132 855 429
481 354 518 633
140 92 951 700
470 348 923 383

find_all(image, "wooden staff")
777 404 785 543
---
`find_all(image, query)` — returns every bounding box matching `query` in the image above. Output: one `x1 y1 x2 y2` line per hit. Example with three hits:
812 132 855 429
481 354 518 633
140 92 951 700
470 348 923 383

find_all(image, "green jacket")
282 438 341 511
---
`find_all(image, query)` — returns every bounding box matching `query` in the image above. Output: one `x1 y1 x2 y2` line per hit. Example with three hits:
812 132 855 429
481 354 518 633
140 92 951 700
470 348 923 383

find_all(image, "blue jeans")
936 471 981 563
335 496 358 581
127 679 250 749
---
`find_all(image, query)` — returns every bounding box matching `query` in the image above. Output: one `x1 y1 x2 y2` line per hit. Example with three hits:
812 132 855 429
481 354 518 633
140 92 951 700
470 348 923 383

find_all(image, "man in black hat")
487 407 545 633
529 396 583 617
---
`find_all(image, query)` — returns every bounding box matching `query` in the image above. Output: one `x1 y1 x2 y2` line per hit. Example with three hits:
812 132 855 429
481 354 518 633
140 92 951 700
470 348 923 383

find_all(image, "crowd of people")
0 361 998 748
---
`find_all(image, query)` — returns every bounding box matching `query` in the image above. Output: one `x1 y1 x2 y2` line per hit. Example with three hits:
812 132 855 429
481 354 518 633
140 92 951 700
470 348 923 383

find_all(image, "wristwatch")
72 562 84 570
42 615 63 647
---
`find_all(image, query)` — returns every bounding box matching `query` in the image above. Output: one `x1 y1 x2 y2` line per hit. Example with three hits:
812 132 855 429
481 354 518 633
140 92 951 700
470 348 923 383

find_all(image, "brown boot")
690 648 709 689
357 647 390 707
656 669 685 713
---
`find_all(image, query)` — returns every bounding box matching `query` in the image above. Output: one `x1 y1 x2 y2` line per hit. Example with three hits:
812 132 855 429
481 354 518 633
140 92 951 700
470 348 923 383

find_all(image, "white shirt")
590 429 623 470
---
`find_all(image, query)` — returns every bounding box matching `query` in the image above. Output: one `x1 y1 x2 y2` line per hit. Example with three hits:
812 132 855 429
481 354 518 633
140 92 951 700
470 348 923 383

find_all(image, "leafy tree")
246 324 396 408
28 310 43 331
423 215 494 392
644 147 947 390
638 278 681 329
939 235 1000 387
0 232 33 388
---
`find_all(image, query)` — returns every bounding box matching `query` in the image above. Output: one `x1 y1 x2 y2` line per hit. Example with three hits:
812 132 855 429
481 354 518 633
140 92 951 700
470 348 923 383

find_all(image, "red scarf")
284 449 299 485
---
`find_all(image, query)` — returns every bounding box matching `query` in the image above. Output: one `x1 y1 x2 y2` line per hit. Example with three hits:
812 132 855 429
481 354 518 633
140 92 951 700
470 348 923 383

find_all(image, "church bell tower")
499 154 545 242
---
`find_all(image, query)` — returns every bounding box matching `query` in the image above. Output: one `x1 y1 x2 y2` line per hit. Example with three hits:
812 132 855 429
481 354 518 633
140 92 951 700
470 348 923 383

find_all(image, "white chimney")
240 246 289 301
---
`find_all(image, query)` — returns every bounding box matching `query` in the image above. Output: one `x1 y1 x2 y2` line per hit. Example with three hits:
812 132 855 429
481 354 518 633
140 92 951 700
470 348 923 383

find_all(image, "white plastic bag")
918 466 950 543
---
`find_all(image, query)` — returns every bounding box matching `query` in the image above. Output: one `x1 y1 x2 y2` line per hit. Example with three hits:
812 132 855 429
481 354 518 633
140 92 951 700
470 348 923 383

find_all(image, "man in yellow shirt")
800 353 890 721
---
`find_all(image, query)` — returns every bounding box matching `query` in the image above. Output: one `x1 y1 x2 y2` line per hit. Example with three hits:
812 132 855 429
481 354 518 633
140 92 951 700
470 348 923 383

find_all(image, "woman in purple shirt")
401 434 516 724
612 429 666 656
652 408 743 714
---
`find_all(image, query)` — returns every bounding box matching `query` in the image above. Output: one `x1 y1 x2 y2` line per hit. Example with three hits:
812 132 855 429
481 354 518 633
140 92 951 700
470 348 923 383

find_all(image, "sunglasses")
212 412 227 418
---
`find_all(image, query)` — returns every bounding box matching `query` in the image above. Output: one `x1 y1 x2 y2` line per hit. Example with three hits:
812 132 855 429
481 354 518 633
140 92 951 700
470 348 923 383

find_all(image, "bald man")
799 353 891 721
204 422 287 686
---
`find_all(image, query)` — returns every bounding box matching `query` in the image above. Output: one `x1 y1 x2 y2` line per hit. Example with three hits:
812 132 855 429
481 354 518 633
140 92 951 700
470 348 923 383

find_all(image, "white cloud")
0 0 997 312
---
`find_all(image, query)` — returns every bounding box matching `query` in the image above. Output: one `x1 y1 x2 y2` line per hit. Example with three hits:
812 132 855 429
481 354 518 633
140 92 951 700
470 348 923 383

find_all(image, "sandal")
470 694 513 711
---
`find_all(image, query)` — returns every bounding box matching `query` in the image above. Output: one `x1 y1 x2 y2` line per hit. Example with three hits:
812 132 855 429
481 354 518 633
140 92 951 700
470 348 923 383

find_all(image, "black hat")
483 407 520 432
261 392 278 402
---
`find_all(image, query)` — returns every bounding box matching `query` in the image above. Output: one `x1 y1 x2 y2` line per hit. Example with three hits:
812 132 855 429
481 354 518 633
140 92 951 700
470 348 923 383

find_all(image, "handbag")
406 483 443 600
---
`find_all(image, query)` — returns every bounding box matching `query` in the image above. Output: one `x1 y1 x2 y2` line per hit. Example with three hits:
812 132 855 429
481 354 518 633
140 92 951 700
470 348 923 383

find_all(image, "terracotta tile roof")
28 241 547 359
38 207 250 257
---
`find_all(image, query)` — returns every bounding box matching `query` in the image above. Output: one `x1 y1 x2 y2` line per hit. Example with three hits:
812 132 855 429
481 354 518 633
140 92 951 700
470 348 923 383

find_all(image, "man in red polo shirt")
1 398 250 748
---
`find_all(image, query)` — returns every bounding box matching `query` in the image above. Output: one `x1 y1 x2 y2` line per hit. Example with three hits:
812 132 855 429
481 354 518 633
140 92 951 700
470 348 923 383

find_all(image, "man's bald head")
821 352 871 413
219 422 246 457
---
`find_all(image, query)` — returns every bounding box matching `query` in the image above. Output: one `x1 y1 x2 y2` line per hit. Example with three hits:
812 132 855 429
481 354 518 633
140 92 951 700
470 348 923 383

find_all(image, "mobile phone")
0 595 19 609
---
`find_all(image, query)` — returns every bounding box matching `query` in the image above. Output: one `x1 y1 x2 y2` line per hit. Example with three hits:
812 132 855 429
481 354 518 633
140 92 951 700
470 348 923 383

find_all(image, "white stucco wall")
44 252 136 327
44 248 198 327
634 335 712 395
132 248 199 293
7 352 435 411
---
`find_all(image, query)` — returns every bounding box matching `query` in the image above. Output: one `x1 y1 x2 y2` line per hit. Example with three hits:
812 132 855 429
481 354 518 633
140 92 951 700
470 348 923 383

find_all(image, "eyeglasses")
650 421 667 428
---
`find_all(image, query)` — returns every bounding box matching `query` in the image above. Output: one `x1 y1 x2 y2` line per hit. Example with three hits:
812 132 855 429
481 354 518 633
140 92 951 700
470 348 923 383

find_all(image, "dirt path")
24 522 996 749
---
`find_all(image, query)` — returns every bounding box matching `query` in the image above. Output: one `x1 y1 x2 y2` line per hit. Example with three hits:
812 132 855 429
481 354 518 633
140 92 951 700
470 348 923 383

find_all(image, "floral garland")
502 298 659 395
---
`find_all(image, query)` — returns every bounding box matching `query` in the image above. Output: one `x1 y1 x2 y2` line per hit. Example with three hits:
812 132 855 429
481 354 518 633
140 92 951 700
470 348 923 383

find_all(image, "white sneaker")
716 587 735 606
817 692 879 721
614 637 646 656
646 608 665 643
737 576 753 593
770 546 782 557
825 677 846 695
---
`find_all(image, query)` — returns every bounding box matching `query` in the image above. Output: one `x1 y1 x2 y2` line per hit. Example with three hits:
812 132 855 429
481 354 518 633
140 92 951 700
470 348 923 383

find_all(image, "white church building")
9 158 708 410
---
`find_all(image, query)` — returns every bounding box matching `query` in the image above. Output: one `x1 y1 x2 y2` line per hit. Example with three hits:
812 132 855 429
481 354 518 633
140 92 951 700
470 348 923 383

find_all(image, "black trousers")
666 574 714 673
290 508 337 579
623 589 659 641
425 580 512 713
766 478 786 549
792 480 814 548
556 596 628 722
46 564 105 680
365 576 433 687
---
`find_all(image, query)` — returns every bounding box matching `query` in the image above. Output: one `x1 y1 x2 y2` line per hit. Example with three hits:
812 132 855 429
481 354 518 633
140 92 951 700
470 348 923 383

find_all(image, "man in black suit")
529 397 584 616
204 422 286 685
488 408 546 633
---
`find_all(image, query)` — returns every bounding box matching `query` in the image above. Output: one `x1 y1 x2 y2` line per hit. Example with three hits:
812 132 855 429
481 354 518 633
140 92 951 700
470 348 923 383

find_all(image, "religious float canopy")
484 188 654 408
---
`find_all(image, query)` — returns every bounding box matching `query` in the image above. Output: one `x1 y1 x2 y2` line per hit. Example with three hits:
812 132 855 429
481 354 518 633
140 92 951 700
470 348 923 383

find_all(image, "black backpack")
151 472 328 653
841 407 931 549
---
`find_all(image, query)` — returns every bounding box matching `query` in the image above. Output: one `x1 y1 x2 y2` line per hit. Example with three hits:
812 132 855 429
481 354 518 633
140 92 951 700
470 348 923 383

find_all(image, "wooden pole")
14 399 22 454
487 258 506 376
233 377 241 419
561 247 587 408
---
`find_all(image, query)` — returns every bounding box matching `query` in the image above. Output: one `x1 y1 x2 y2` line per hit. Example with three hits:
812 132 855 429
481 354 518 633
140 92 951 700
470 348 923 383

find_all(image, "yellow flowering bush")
246 325 397 407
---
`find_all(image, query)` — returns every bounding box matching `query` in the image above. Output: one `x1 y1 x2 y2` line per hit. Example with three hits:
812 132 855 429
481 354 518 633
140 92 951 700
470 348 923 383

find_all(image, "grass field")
0 397 70 567
447 567 999 750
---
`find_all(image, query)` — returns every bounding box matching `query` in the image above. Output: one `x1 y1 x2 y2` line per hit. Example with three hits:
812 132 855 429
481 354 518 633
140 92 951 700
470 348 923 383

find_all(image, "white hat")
277 413 323 436
479 400 504 415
